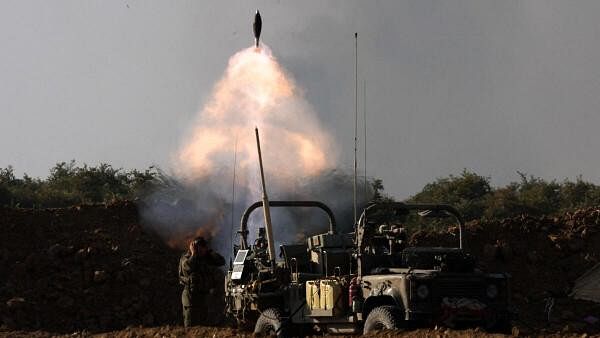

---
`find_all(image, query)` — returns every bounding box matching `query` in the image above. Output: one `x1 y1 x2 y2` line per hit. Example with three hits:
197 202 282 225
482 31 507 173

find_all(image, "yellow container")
306 281 321 310
319 279 343 310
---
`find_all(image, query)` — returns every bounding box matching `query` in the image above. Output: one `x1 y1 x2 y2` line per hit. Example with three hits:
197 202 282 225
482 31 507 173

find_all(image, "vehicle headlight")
416 284 429 299
486 284 498 299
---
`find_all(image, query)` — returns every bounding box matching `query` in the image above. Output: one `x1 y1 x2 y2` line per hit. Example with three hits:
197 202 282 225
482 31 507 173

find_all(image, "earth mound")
0 202 182 332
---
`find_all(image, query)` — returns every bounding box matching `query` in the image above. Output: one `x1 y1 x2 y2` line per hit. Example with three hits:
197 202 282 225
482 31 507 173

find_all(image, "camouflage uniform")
179 250 225 327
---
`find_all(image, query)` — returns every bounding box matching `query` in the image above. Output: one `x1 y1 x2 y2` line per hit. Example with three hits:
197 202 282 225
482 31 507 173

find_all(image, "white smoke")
140 45 372 257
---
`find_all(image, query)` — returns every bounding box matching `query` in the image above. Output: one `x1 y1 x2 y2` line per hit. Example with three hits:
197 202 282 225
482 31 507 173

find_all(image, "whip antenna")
364 79 368 203
353 32 358 226
230 137 238 258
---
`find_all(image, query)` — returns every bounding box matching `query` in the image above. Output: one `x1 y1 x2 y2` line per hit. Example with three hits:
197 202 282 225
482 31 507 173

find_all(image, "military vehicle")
225 200 511 336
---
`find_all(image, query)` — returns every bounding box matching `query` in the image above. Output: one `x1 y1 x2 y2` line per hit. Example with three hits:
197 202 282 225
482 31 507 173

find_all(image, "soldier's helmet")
257 227 266 238
193 236 208 247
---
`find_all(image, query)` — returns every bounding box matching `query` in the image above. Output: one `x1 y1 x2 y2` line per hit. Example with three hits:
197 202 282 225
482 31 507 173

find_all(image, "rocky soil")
0 326 597 337
0 202 182 332
1 202 600 336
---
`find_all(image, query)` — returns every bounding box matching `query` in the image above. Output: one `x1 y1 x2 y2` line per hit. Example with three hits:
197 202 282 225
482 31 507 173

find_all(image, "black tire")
363 305 403 334
254 308 285 337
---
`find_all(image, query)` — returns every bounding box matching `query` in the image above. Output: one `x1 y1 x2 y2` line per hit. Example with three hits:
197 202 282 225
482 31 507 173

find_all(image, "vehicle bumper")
405 301 510 327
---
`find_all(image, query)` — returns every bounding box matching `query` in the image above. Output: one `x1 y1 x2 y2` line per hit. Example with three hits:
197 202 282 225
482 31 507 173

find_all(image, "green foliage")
0 161 158 208
409 170 491 221
558 176 600 210
482 183 523 219
4 162 600 219
407 170 600 222
371 178 394 203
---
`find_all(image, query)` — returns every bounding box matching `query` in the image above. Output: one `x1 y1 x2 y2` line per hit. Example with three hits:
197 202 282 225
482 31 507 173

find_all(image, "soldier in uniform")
251 227 270 266
179 236 225 327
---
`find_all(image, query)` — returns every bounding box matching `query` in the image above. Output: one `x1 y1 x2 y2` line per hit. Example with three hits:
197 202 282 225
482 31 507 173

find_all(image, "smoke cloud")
140 45 372 257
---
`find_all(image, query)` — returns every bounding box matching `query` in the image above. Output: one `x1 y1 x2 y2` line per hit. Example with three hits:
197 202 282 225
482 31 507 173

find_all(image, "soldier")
242 227 271 269
179 236 225 327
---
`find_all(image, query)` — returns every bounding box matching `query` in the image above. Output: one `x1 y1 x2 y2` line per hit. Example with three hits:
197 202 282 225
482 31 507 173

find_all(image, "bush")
405 170 600 222
0 161 157 208
408 170 491 221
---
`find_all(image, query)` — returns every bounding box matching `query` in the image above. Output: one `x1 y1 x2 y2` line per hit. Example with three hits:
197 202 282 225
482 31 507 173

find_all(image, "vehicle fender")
382 285 404 304
362 287 405 320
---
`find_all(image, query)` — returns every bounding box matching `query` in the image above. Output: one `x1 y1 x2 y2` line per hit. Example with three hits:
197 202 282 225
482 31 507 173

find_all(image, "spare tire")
254 307 285 337
363 305 403 334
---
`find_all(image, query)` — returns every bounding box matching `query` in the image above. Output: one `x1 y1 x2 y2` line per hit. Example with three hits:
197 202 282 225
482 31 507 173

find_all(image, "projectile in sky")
253 10 262 48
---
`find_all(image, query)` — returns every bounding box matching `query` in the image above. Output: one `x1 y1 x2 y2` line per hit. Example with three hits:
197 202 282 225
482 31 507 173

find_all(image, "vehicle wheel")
363 305 403 334
254 308 285 337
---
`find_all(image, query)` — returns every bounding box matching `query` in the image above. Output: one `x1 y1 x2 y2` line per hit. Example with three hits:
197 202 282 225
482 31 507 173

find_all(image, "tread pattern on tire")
363 305 403 334
254 307 284 337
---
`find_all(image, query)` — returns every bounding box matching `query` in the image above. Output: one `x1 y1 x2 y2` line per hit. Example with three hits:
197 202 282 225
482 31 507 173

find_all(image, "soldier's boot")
183 305 192 328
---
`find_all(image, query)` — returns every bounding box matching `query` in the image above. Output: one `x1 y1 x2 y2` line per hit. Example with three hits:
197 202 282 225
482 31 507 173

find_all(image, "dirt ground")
1 325 597 338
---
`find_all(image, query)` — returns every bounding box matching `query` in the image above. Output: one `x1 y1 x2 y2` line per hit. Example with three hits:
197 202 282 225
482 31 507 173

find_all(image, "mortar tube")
255 128 276 268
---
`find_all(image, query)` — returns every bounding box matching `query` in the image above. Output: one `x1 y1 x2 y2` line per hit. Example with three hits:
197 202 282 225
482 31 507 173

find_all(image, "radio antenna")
353 32 358 226
230 137 238 258
363 79 367 203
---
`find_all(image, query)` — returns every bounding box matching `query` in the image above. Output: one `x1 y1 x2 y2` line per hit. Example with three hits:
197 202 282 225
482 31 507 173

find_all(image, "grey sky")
1 1 600 198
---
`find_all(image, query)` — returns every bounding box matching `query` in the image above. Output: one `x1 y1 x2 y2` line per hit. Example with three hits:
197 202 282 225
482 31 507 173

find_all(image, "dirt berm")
1 202 600 336
0 202 182 332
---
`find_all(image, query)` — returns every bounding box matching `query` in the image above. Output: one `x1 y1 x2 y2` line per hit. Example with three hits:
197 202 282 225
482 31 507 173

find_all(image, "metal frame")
238 200 337 250
355 202 464 278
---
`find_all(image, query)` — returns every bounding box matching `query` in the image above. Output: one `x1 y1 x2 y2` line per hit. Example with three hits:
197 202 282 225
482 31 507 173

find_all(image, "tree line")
2 163 600 222
0 161 157 208
373 170 600 222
